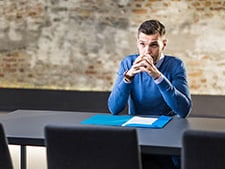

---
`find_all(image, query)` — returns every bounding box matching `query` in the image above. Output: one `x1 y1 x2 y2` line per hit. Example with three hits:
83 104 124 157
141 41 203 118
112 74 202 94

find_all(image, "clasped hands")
125 54 161 80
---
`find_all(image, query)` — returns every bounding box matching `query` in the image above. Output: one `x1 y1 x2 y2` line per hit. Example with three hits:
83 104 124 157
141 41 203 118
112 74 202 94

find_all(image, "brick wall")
0 0 224 94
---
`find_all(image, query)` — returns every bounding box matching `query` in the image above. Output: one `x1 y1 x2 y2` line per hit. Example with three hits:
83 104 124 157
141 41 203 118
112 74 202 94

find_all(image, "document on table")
122 116 157 126
80 114 172 128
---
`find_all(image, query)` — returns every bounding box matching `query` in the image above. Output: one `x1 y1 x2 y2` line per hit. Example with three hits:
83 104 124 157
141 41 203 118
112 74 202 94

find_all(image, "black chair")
0 123 13 169
182 130 225 169
45 125 142 169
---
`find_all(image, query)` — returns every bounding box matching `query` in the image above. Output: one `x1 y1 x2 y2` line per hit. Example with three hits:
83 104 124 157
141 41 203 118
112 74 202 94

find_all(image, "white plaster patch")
8 22 22 41
195 16 225 53
36 22 71 65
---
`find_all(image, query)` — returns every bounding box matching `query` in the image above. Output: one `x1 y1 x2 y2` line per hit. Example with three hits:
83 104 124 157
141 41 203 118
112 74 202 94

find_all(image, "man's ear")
162 39 168 50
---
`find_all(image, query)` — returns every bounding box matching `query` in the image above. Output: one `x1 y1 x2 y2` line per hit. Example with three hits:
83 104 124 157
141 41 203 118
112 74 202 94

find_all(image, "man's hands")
125 54 161 80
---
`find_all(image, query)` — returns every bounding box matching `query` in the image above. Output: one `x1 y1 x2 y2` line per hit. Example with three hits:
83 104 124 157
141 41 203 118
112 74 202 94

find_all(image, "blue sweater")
108 54 192 118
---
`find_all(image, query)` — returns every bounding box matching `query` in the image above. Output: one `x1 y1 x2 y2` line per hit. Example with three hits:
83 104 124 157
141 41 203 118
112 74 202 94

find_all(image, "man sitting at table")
108 19 192 169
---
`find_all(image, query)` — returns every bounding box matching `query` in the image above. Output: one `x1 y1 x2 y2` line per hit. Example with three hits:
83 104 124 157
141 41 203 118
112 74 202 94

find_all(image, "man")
108 19 192 169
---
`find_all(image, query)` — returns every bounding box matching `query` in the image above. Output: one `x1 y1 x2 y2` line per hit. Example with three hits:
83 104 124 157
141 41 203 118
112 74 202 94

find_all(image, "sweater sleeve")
156 61 192 118
108 56 134 115
108 78 132 115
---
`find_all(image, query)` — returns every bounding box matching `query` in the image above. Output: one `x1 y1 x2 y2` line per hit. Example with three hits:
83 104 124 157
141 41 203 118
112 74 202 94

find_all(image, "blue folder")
80 114 172 128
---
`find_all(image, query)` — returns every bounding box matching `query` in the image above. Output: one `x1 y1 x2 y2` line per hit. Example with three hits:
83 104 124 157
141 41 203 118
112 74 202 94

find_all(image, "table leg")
21 145 26 169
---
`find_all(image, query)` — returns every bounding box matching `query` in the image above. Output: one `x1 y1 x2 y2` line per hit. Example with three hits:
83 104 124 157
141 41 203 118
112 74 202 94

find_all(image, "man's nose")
144 46 151 55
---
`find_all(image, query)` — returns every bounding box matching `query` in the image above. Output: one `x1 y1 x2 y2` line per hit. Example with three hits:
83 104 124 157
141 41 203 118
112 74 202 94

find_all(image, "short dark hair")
138 19 166 37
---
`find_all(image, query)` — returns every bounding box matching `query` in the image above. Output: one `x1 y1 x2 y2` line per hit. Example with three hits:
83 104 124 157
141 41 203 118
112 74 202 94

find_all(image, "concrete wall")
0 0 224 95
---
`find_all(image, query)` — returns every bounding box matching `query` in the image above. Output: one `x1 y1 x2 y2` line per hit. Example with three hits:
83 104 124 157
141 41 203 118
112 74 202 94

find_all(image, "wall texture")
0 0 224 94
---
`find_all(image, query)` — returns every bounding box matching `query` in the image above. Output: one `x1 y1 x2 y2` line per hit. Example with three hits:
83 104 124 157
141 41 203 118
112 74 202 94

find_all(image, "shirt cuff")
154 74 164 84
123 78 132 84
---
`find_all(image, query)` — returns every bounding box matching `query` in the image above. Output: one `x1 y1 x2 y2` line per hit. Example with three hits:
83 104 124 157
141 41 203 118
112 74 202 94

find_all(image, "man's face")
137 32 167 64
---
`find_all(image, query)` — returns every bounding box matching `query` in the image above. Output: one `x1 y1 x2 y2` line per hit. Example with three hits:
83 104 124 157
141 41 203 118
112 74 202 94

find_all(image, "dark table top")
1 109 225 155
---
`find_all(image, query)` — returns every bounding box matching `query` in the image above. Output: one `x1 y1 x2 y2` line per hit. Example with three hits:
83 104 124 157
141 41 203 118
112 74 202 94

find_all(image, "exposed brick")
205 1 212 6
132 9 148 14
85 70 97 75
189 71 203 78
0 0 224 95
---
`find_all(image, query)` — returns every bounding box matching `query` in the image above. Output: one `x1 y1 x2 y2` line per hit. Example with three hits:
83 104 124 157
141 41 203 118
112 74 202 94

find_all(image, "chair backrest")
45 125 142 169
182 129 225 169
0 123 13 169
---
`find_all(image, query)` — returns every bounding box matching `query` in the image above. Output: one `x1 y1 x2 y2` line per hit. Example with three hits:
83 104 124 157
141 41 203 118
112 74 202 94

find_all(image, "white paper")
122 116 158 126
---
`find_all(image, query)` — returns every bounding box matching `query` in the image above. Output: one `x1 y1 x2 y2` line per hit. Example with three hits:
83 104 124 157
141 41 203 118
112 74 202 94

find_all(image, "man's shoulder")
163 55 186 72
164 55 183 64
123 54 138 60
121 54 138 63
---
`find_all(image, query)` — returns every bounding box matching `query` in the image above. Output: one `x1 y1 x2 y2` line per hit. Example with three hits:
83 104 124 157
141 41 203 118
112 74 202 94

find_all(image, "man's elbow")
179 100 192 118
108 102 120 115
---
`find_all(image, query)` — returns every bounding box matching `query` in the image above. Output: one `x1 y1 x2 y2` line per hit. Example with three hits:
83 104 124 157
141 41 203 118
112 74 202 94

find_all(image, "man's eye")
140 43 145 46
150 44 159 48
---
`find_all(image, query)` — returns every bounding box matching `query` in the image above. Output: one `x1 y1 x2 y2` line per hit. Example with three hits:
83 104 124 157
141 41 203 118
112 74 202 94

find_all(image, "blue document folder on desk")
80 114 172 128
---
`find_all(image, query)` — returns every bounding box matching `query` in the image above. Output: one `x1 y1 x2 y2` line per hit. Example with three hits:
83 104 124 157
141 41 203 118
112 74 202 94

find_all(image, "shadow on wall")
190 95 225 118
0 88 224 118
